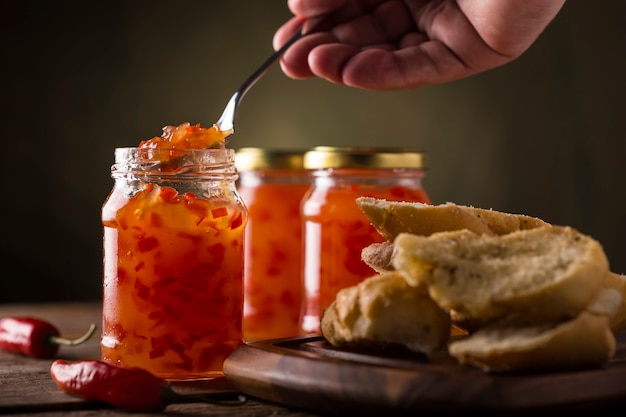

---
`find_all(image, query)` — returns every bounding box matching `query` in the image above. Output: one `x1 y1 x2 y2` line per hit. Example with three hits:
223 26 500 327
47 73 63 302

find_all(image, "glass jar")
235 147 313 341
300 146 431 334
101 147 247 380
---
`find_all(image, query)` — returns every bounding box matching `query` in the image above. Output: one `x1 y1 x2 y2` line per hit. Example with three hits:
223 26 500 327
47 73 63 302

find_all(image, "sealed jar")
101 147 247 380
235 147 313 341
300 146 431 334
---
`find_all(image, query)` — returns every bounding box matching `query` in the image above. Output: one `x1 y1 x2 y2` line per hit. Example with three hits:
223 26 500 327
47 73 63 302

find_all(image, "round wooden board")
223 333 626 415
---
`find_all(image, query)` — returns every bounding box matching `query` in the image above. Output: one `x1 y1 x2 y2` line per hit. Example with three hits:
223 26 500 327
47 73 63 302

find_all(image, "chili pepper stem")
48 324 97 347
161 385 247 407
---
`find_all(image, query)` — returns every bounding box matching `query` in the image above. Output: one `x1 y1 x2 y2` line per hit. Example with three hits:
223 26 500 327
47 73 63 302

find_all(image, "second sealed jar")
300 146 431 334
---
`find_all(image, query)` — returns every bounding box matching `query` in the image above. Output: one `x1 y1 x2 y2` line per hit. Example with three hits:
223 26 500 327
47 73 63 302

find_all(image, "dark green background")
2 0 624 302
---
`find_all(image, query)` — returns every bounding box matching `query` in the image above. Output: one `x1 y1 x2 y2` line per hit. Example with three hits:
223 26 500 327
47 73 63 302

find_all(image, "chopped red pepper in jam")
159 187 177 202
138 123 226 152
229 212 243 230
211 207 228 218
137 236 159 253
237 180 312 342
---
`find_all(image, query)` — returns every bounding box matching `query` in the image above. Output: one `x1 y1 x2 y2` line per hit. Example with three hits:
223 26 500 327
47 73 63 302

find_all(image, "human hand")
274 0 566 90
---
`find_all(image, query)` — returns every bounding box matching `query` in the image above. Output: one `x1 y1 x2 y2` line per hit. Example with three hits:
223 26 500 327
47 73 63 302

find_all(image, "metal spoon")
216 24 306 140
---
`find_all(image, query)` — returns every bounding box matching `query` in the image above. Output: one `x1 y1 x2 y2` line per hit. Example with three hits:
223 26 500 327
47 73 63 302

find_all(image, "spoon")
146 23 315 171
216 24 306 140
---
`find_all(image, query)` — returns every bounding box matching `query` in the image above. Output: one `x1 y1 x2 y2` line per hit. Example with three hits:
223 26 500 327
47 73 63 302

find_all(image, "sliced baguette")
448 311 616 372
356 197 548 241
321 272 451 355
357 198 548 274
392 226 609 321
361 241 396 273
605 272 626 334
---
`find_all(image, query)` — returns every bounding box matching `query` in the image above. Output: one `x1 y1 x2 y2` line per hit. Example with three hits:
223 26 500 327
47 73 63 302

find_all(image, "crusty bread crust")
357 197 548 276
356 197 548 241
361 241 395 273
393 226 609 321
448 311 616 372
321 272 451 355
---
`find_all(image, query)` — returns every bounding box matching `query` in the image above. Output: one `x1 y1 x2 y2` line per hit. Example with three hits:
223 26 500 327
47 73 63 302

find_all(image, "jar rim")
111 147 236 177
114 147 234 163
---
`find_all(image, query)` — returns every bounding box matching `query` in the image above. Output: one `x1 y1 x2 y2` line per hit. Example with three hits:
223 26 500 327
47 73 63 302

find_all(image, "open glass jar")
101 147 247 380
300 146 431 334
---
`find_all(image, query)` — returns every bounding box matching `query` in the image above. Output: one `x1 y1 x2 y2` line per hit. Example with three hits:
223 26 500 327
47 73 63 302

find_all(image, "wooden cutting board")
223 332 626 415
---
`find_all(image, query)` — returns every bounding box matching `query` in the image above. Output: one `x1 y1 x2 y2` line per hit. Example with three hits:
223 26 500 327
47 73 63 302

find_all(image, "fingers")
276 24 470 89
273 16 304 51
288 0 351 17
273 16 310 78
279 32 338 79
310 45 418 90
309 43 472 90
308 43 360 84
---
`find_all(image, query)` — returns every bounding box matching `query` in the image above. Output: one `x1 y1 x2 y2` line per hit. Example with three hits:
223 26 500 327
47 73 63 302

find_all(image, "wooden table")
2 302 625 416
0 302 327 417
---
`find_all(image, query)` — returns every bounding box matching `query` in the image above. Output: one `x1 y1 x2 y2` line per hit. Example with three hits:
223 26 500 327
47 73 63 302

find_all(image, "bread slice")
392 226 609 321
448 311 616 372
587 284 622 318
356 197 548 241
321 272 451 355
605 272 626 334
361 241 396 273
357 197 548 274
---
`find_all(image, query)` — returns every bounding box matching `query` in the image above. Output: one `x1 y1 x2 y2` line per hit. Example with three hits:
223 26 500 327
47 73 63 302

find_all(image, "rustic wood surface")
2 302 625 416
0 302 330 417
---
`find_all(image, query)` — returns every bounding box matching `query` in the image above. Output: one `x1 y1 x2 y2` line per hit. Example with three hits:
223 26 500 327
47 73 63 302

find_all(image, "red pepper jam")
300 147 430 334
101 123 245 380
138 122 226 151
235 148 313 341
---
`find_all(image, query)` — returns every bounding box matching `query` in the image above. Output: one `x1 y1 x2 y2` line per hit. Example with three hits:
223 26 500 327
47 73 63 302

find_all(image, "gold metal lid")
234 147 309 171
303 146 426 169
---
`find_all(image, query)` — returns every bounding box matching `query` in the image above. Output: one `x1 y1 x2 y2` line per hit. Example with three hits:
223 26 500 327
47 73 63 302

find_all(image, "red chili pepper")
50 359 169 411
50 359 246 412
0 317 96 359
